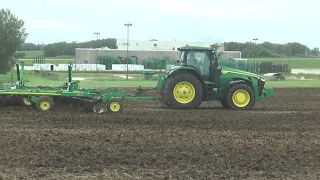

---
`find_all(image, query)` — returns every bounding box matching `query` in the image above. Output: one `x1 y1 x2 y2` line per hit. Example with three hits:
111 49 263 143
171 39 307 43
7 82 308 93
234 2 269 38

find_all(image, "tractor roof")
177 46 213 51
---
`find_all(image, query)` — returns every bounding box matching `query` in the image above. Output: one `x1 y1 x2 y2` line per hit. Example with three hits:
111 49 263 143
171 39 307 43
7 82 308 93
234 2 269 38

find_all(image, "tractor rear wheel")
163 73 203 109
225 83 255 110
35 96 55 112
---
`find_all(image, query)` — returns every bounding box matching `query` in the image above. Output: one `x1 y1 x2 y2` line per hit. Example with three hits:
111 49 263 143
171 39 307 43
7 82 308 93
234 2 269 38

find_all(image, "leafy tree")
42 38 117 57
18 43 41 51
222 41 312 58
13 52 26 58
0 8 27 74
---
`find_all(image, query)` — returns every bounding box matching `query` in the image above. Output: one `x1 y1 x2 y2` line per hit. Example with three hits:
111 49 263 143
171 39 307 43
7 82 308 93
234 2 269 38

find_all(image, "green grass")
2 71 320 89
265 80 320 88
247 58 320 69
20 78 320 88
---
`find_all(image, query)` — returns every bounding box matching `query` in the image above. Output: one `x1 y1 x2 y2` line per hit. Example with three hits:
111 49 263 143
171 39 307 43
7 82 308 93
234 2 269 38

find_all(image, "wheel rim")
23 97 31 106
173 81 195 104
40 100 51 110
110 102 121 112
232 89 250 107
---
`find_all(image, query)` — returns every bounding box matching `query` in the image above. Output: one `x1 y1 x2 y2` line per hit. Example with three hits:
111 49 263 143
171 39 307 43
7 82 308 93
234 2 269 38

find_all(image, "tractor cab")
176 46 221 85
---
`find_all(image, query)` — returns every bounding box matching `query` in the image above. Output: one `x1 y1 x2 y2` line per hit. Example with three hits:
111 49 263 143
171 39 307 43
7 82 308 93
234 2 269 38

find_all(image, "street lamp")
124 23 132 80
94 32 100 70
253 38 258 72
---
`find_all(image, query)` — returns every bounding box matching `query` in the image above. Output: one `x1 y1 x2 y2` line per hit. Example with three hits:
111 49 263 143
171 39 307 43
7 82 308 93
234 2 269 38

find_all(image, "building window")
136 43 138 46
154 44 157 46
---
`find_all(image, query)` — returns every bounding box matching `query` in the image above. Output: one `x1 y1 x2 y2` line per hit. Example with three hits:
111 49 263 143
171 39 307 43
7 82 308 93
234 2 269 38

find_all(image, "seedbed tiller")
0 62 162 113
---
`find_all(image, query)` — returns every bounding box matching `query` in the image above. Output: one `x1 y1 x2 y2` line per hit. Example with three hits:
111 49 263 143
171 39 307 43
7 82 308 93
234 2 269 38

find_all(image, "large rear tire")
163 73 203 109
225 83 255 110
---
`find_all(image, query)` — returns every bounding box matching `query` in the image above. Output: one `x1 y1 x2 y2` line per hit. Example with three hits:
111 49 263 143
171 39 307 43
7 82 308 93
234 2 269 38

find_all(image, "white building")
116 39 211 51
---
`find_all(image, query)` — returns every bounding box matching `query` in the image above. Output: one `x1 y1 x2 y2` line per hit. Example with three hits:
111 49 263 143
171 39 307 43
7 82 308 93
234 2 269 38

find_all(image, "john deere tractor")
156 46 274 110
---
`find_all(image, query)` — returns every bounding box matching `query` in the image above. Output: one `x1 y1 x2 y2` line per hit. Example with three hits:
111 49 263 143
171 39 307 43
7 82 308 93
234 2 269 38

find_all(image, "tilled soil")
0 88 320 179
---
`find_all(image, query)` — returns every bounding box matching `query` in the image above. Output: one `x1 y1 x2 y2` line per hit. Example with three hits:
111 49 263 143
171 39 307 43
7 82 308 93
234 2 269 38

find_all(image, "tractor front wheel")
163 73 203 109
225 83 255 110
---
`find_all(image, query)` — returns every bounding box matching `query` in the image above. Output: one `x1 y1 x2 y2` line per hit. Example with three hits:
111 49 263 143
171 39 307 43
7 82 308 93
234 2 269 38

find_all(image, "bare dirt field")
1 88 320 179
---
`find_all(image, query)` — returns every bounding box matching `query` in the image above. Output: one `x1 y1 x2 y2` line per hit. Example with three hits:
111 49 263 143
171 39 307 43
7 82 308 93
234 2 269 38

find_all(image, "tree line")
212 42 319 58
42 39 117 57
22 40 319 58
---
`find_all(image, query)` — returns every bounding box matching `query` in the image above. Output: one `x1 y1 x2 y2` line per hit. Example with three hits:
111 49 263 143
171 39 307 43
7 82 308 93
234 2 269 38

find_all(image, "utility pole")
94 32 100 71
253 38 258 73
124 23 132 80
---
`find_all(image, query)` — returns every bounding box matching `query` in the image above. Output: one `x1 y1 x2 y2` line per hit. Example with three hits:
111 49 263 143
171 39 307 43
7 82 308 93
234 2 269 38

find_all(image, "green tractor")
155 46 274 110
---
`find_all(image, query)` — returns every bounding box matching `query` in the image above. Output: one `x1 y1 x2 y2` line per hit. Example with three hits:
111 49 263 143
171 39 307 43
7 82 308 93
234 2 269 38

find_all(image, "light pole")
94 32 100 63
124 23 132 80
253 38 258 72
94 32 100 72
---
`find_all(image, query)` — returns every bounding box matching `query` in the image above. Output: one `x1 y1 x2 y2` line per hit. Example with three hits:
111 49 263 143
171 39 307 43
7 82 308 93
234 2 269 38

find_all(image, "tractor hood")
220 66 264 80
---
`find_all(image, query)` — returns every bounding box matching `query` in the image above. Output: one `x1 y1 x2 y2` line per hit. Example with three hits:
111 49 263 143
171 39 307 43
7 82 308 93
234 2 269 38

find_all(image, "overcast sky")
1 0 319 48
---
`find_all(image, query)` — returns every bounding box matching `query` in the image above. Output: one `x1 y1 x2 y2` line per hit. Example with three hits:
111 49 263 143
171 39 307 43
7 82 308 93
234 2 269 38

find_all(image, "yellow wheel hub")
23 97 31 106
232 89 251 107
40 100 51 110
110 102 121 112
173 81 195 104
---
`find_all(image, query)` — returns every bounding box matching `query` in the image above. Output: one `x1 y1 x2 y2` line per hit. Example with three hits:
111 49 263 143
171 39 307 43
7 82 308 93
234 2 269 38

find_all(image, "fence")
218 58 290 73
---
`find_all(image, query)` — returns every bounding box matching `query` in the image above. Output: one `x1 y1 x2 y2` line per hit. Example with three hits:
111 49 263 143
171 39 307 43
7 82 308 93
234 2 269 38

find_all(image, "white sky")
1 0 319 48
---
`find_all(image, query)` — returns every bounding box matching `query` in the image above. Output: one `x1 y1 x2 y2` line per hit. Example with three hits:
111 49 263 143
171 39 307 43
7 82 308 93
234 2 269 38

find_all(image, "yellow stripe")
0 92 62 96
222 70 260 78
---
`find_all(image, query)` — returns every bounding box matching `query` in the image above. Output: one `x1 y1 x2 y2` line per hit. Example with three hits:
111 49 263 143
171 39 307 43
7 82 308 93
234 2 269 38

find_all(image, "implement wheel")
36 96 55 112
93 103 105 114
225 83 255 110
107 99 123 113
21 96 32 107
163 72 203 109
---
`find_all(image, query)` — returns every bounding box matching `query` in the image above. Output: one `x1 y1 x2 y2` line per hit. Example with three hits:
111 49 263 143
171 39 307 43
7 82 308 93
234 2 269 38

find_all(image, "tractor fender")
167 68 204 82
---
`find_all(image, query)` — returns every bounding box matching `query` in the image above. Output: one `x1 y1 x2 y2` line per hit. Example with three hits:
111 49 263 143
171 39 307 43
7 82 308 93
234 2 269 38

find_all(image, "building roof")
177 45 212 51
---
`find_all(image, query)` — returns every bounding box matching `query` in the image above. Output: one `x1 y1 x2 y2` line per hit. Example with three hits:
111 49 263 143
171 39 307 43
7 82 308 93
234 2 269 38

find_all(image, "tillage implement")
0 46 274 113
